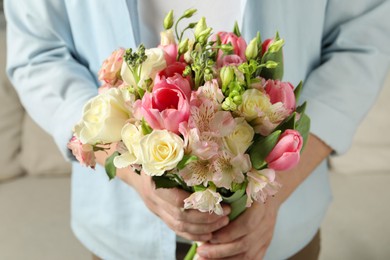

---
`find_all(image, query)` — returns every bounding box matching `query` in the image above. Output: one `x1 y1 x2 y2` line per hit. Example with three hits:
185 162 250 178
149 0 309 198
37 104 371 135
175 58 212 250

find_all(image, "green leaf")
233 21 241 37
222 186 246 204
295 113 311 149
275 112 296 132
294 81 303 102
296 101 307 115
249 130 281 169
259 49 284 80
141 119 153 135
177 155 198 170
105 151 120 180
228 194 248 221
152 176 180 189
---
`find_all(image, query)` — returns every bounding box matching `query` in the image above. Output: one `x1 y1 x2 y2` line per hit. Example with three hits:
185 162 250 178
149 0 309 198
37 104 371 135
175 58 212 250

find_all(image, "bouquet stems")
184 189 247 260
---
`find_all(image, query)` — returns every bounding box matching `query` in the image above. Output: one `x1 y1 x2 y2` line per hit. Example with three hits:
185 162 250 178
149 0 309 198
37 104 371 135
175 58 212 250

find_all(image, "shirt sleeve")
5 0 98 160
301 0 390 155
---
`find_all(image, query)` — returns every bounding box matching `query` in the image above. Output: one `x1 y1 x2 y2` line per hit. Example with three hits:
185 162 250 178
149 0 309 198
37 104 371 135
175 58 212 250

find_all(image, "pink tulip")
265 80 296 113
159 43 179 66
138 75 191 134
265 129 303 171
262 38 273 55
217 54 245 68
155 62 192 99
216 32 247 60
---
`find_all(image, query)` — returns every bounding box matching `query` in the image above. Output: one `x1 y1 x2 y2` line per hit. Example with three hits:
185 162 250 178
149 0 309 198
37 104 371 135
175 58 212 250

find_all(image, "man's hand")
196 134 332 259
197 197 280 260
126 172 231 242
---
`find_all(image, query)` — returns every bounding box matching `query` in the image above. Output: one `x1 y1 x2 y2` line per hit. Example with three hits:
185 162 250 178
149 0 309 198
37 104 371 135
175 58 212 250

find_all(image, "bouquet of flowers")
68 9 310 259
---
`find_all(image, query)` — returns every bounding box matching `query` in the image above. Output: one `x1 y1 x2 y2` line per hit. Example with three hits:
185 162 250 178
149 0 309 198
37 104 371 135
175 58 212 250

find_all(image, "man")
5 0 390 259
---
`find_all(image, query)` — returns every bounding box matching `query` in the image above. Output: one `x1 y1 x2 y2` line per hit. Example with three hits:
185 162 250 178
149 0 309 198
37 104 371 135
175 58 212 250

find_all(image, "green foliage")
105 151 120 180
152 176 180 189
249 130 281 169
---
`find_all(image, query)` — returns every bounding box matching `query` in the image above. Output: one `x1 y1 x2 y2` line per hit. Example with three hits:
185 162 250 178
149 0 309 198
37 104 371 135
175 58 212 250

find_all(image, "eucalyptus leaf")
249 130 281 169
105 151 120 180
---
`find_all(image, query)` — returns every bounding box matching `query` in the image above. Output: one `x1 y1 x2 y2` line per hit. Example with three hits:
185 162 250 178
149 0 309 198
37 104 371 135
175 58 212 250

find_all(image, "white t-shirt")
138 0 243 47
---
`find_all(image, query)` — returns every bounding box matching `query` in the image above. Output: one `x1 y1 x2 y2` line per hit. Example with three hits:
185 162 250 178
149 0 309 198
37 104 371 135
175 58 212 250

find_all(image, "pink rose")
216 32 247 60
98 48 125 87
67 136 96 169
265 80 296 113
265 129 303 171
137 74 191 133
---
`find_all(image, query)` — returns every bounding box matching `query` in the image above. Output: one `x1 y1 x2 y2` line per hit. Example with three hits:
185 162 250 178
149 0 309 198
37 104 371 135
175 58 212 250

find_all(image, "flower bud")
220 65 234 87
197 27 212 44
183 8 197 18
194 17 207 37
245 37 259 60
265 60 278 69
178 38 189 55
163 10 174 30
222 97 238 111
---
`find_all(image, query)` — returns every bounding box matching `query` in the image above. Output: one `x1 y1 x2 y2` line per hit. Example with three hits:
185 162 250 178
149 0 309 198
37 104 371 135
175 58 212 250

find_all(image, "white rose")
140 130 184 176
74 88 130 144
113 123 143 168
223 117 254 155
238 88 272 121
120 47 166 88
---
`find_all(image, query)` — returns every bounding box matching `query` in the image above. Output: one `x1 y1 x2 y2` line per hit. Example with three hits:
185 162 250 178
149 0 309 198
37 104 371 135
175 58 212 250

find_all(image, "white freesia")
120 48 166 88
238 88 272 121
160 29 176 46
183 188 223 215
140 130 184 176
223 117 254 155
113 123 143 168
74 88 130 144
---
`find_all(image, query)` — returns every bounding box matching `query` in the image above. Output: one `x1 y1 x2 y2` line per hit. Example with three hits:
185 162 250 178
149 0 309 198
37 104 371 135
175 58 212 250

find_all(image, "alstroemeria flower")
67 135 96 169
184 188 224 215
246 168 281 207
212 151 251 189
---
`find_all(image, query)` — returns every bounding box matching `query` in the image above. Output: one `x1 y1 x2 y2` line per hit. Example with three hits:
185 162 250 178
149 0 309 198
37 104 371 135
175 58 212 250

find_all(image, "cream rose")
113 123 143 168
223 117 254 155
74 88 130 144
120 47 167 88
140 130 184 176
238 88 272 121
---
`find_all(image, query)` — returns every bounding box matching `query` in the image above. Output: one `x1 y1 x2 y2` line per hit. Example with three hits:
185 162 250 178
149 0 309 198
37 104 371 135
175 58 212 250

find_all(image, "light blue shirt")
5 0 390 259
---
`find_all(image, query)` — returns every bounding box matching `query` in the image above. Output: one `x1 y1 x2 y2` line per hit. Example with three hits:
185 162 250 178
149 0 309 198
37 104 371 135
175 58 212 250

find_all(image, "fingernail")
221 217 229 226
197 247 208 257
223 207 231 216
